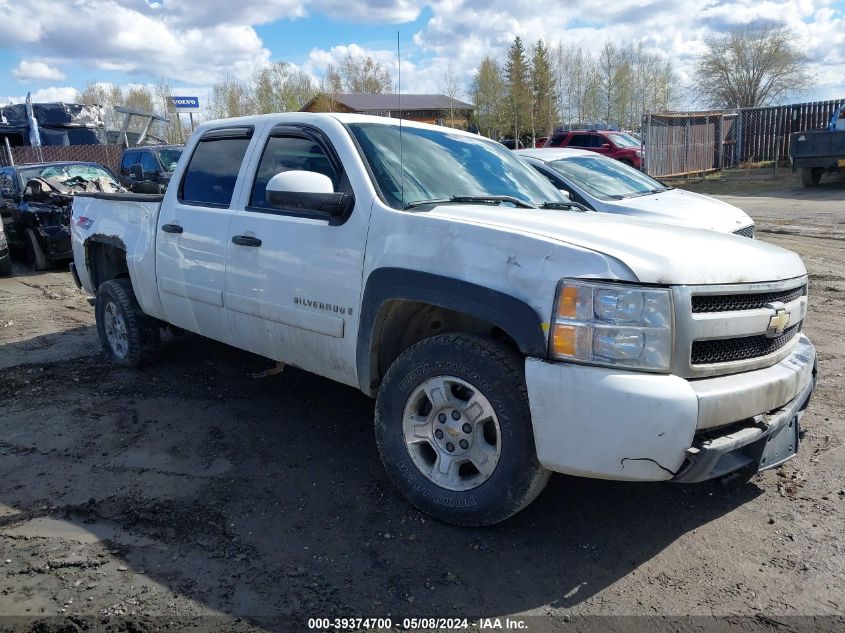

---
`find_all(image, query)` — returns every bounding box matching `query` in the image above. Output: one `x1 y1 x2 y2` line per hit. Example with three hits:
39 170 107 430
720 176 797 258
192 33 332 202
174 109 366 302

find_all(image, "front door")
224 125 371 387
155 126 255 345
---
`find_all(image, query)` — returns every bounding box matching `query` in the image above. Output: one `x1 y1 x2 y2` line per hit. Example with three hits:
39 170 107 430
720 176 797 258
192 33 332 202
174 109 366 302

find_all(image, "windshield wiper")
540 201 588 211
404 195 535 210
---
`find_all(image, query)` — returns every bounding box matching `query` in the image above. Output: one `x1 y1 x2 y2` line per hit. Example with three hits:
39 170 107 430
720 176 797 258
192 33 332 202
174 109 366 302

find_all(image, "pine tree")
505 36 531 145
531 40 555 140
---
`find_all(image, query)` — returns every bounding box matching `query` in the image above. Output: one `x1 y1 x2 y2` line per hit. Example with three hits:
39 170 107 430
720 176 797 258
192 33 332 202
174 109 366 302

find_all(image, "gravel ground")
0 176 843 632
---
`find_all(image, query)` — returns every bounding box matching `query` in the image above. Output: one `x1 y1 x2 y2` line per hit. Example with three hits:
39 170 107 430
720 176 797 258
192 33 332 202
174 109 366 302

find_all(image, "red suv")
543 130 643 169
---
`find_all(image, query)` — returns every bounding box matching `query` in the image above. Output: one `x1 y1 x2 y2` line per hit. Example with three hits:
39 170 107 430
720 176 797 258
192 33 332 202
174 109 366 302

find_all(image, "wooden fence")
642 98 843 177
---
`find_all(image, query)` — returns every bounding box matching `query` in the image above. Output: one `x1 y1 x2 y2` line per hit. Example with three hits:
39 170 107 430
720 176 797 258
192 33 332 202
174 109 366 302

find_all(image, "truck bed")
789 129 845 169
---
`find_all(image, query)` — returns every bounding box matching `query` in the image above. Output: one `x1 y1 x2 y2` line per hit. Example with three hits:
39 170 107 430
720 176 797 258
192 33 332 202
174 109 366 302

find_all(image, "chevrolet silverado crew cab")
70 113 817 526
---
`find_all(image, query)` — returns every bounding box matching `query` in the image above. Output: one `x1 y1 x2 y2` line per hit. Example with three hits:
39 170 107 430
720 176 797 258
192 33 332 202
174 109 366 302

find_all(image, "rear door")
155 126 256 345
224 123 370 386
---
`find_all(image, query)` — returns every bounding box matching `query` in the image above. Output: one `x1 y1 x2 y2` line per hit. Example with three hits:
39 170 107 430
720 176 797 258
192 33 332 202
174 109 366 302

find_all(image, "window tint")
589 135 607 148
569 134 590 147
139 152 159 174
548 134 565 147
180 136 251 207
120 152 138 173
249 136 338 210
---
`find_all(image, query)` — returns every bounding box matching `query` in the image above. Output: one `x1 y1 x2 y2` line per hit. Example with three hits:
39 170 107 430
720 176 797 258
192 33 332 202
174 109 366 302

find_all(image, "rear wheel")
800 167 822 187
24 228 49 271
375 333 550 526
95 278 160 367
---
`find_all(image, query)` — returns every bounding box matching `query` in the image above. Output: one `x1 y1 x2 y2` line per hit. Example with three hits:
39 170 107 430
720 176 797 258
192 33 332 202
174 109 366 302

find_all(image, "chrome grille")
691 324 800 365
733 225 755 239
691 285 805 313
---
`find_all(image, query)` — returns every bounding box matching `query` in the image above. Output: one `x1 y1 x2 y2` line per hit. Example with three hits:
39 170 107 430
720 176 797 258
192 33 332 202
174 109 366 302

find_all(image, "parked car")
544 129 643 169
0 161 124 270
71 113 815 526
517 148 756 236
535 137 548 148
118 145 184 194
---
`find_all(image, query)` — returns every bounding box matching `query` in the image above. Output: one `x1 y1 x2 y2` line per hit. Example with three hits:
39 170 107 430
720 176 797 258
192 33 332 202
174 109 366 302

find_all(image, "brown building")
300 93 475 129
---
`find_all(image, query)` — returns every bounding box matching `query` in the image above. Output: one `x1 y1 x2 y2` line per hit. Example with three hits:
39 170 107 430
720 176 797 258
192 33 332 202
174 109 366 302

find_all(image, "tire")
95 278 160 367
800 167 821 187
24 228 49 271
375 333 550 526
0 253 11 276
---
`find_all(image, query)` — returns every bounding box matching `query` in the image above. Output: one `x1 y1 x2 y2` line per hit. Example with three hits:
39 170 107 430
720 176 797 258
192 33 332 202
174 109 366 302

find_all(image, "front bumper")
525 334 816 482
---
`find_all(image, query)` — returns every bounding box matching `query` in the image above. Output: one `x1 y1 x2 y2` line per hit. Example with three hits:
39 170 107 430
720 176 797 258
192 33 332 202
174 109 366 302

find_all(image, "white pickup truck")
70 113 817 526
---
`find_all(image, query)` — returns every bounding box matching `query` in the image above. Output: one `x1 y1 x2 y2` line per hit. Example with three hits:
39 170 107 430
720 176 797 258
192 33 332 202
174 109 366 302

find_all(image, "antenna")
397 31 404 206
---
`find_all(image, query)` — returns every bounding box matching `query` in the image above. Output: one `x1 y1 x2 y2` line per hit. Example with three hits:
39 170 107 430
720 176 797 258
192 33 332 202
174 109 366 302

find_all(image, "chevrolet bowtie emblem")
765 302 790 337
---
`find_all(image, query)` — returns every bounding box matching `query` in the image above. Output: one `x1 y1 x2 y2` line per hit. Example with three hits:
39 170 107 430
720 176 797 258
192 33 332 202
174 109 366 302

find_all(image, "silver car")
516 148 755 237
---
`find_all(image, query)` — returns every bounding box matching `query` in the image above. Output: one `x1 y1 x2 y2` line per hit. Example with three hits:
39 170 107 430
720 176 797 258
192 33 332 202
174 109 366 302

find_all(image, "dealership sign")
168 96 200 113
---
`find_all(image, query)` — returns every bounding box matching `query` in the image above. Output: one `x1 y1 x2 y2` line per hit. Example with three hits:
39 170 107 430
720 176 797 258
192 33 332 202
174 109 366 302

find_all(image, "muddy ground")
0 173 843 632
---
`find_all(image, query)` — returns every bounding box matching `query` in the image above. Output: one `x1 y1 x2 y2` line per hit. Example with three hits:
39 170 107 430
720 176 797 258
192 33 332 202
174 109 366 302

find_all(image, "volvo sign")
168 96 200 113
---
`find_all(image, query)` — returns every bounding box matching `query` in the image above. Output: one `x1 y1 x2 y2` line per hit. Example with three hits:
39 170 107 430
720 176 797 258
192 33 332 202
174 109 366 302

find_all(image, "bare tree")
327 55 393 94
440 62 461 127
691 25 811 108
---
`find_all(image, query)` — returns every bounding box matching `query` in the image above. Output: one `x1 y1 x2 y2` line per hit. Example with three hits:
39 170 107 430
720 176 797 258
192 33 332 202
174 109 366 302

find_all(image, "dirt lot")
0 175 843 632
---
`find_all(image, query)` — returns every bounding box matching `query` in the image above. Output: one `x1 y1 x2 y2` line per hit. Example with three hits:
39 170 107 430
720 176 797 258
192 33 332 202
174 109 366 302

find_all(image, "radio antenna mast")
397 31 404 207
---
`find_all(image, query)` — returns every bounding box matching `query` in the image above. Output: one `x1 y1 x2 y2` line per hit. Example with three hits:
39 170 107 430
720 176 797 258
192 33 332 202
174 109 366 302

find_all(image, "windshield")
549 155 669 201
155 148 183 172
19 164 118 188
347 123 566 209
609 133 641 148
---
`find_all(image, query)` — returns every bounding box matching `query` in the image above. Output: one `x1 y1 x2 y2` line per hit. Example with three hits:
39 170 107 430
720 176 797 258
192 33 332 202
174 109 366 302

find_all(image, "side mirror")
129 164 145 181
558 189 571 200
601 143 611 150
266 171 353 217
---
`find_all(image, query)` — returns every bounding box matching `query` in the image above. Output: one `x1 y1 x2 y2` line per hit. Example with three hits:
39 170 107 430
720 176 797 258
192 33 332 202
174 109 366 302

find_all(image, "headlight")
550 280 673 372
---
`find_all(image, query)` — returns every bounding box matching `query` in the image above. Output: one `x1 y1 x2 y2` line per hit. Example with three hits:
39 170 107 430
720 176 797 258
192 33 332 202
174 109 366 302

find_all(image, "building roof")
305 93 474 112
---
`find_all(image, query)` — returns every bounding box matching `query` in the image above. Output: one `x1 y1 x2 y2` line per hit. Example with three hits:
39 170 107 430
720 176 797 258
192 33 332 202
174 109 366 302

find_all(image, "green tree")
505 36 531 143
531 39 556 139
254 62 317 114
471 56 506 138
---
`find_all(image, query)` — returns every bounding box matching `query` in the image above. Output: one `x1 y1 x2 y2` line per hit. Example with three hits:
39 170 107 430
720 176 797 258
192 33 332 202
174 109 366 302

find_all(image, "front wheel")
95 278 160 367
375 333 550 526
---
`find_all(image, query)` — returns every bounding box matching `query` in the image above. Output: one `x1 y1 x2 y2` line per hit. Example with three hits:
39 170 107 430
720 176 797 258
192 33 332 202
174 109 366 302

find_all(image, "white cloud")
5 86 78 104
11 60 66 82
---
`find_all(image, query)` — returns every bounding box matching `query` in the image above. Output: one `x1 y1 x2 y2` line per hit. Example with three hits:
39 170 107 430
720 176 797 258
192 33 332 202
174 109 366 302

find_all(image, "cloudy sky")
1 0 844 110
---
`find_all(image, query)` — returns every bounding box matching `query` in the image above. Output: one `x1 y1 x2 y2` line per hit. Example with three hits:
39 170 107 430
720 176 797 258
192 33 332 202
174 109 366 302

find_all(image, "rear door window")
569 134 591 147
590 135 607 148
179 128 253 207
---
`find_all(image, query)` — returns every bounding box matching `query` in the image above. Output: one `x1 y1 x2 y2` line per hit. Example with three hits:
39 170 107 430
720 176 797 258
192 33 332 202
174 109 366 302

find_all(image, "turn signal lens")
552 324 577 357
557 286 579 319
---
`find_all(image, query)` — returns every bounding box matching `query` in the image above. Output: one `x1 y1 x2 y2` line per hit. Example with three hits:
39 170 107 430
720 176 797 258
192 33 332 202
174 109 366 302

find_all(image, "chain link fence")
0 144 124 176
642 99 843 178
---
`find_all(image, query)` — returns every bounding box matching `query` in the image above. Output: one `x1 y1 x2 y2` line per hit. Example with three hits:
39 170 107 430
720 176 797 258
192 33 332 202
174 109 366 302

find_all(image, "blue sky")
1 0 843 110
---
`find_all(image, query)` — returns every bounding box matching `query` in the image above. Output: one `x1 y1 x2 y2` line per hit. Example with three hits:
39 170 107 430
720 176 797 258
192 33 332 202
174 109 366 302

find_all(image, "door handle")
161 223 183 234
232 235 262 247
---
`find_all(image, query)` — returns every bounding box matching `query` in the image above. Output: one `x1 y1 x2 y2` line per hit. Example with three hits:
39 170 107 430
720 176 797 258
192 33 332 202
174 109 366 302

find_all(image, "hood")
602 188 751 233
426 204 805 286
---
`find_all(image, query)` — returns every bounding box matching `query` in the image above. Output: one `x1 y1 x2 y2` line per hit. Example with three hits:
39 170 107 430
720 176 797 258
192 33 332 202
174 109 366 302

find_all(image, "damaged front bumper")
524 334 817 482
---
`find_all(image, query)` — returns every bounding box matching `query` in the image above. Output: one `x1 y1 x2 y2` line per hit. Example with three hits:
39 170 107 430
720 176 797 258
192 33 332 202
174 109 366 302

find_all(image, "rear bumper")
525 334 816 482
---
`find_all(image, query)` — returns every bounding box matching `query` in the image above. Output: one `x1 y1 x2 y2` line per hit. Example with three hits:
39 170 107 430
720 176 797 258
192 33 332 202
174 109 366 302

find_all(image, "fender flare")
356 267 546 395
